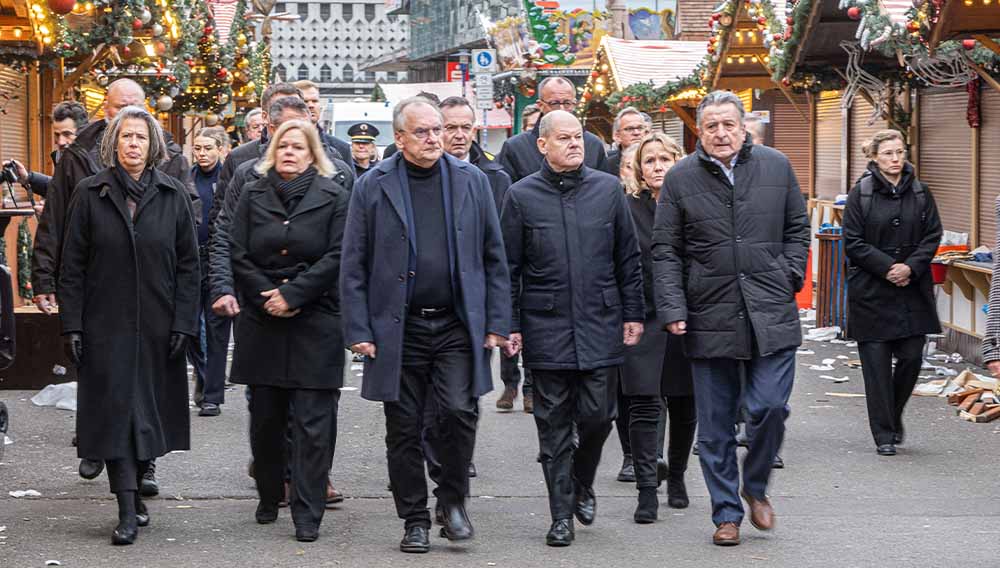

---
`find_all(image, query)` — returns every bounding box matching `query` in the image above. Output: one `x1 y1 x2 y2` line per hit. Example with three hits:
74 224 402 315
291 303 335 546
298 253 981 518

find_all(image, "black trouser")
500 352 533 396
858 336 925 446
628 394 696 489
190 261 231 406
105 434 150 495
532 367 616 521
384 313 477 529
615 383 632 456
249 385 337 530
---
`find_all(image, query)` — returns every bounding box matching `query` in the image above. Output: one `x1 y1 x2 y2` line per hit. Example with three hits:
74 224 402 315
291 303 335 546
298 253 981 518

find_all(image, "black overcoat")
497 119 609 183
624 190 692 397
843 162 943 342
59 168 200 461
470 142 512 214
340 153 511 402
651 139 810 360
229 172 349 389
500 164 645 370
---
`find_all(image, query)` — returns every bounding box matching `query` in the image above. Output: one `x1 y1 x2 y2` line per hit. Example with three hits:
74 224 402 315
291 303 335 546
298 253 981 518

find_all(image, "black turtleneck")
540 159 583 193
406 158 453 310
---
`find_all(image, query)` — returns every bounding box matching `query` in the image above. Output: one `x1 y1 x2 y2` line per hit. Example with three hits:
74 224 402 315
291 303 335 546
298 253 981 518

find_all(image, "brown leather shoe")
326 481 344 507
523 393 534 414
741 490 775 531
713 522 740 546
496 386 516 411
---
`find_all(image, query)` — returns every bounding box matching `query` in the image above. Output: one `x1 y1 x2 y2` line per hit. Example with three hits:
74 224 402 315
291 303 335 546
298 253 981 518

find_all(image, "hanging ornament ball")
847 7 861 20
757 16 766 25
787 16 794 25
494 101 503 109
237 33 248 46
186 59 195 67
773 33 782 41
217 92 230 104
906 20 920 33
711 13 721 20
216 68 228 79
156 94 174 111
152 23 164 36
47 0 76 15
139 8 152 24
154 41 167 56
205 25 215 36
963 38 977 50
526 88 536 97
237 58 250 70
590 70 599 79
708 45 716 54
659 106 667 113
748 8 757 18
97 73 110 87
123 46 132 57
205 113 220 126
782 77 791 86
132 18 143 30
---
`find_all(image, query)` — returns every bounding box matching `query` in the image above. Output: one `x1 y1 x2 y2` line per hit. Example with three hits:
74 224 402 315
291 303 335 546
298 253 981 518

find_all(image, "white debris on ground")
30 382 77 411
8 490 42 498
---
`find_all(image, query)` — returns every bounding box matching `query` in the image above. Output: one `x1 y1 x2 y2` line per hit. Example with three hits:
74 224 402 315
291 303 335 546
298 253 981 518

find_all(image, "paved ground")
2 331 999 567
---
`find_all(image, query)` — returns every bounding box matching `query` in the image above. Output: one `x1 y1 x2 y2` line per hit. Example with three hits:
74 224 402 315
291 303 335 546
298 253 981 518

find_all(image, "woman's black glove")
168 333 188 359
64 333 83 365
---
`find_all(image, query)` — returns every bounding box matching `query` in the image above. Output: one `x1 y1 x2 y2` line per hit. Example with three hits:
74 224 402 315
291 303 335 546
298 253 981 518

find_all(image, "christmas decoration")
47 0 76 16
967 77 981 128
156 94 173 111
522 0 576 66
17 219 33 302
171 1 233 115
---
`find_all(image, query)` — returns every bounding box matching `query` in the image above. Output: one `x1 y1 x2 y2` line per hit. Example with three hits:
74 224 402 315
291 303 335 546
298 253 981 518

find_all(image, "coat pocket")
522 292 555 311
602 287 621 308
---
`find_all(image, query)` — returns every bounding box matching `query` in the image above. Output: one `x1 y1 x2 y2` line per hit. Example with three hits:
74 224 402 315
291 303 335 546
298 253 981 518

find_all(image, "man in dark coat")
604 107 651 177
651 91 809 547
500 110 644 547
12 100 90 200
340 97 510 553
294 79 351 162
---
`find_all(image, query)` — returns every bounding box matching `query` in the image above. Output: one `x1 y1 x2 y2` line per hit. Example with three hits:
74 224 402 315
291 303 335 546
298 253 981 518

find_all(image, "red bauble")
711 13 721 20
773 33 782 41
132 18 143 30
784 28 792 40
963 39 977 50
847 6 861 20
494 101 503 109
186 59 195 66
782 77 791 86
659 106 667 113
47 0 76 15
123 46 131 56
787 16 794 25
205 25 215 35
757 16 766 25
906 21 920 33
708 45 716 54
591 70 599 79
216 69 228 78
526 88 536 97
583 92 592 101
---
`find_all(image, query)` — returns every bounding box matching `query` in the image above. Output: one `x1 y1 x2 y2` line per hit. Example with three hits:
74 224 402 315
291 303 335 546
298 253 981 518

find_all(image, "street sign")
475 74 494 110
471 49 498 74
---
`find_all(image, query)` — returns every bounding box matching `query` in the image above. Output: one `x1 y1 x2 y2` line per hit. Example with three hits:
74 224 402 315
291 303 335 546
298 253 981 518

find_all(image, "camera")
0 161 17 185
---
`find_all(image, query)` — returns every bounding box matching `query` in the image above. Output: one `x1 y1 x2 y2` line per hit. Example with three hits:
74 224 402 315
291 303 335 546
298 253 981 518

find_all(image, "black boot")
545 518 574 547
111 491 138 545
666 403 696 509
135 493 149 527
633 487 658 524
616 455 635 483
666 470 689 509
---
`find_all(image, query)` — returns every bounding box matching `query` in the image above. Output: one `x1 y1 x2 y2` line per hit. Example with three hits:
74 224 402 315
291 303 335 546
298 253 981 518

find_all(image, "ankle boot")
135 493 149 527
666 470 689 509
633 487 658 524
112 491 138 545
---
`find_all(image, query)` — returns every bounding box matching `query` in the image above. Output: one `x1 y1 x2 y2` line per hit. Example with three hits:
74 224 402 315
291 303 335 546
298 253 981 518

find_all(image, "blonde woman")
622 133 695 523
844 129 942 456
229 119 350 542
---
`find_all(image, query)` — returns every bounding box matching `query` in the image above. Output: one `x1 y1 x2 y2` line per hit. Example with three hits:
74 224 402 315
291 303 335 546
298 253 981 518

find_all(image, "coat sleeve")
843 187 895 279
902 184 943 279
229 188 275 311
56 188 90 334
339 178 374 348
208 151 237 228
208 167 245 302
162 153 200 226
780 168 810 292
500 189 525 333
280 189 349 310
591 139 610 175
651 178 687 325
612 186 645 323
171 189 201 336
32 157 77 294
26 171 50 198
983 198 1000 363
497 140 520 183
478 174 511 338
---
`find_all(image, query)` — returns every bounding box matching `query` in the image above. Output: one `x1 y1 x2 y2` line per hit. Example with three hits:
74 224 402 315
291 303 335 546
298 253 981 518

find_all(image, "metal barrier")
815 226 848 335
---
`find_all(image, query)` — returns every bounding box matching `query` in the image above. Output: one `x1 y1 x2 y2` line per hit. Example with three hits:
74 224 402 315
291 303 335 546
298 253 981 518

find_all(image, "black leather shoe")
545 518 574 547
574 486 596 526
140 463 159 497
198 402 221 417
439 503 474 541
616 455 635 482
876 444 897 456
135 498 150 527
892 432 904 446
255 503 278 524
111 519 138 546
295 526 319 542
400 526 430 553
692 442 699 455
468 462 477 478
772 454 785 469
79 458 104 480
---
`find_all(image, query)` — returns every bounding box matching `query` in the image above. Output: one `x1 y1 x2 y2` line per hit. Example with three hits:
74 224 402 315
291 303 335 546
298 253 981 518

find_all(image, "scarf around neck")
113 162 152 206
267 165 317 213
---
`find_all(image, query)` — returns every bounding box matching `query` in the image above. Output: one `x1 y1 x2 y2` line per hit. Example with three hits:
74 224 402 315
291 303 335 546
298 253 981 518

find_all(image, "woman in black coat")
844 129 942 457
229 119 349 543
59 106 200 545
623 133 696 523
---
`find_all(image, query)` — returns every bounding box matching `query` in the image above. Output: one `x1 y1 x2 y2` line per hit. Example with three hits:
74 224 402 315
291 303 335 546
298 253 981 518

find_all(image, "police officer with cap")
349 122 380 178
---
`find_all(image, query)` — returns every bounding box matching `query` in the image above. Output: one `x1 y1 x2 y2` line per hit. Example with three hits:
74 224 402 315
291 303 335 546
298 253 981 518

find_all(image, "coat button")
892 218 901 227
283 220 290 225
281 278 289 284
401 234 406 240
408 271 415 278
739 272 746 279
735 235 743 243
393 316 400 323
738 311 745 319
726 201 732 208
280 249 288 256
398 274 405 282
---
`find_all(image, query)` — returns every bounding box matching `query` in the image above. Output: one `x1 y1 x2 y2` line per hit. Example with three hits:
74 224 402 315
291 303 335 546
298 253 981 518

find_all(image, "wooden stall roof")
709 0 786 91
926 0 1000 55
603 37 707 91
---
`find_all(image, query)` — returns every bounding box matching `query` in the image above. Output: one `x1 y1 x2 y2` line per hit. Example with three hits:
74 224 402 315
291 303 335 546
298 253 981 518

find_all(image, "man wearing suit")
340 97 510 553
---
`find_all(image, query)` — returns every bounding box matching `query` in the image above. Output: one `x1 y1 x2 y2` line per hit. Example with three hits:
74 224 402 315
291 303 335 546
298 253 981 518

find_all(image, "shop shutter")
848 97 888 186
0 65 30 202
919 89 973 235
814 91 843 200
980 90 1000 248
659 114 685 145
772 93 811 196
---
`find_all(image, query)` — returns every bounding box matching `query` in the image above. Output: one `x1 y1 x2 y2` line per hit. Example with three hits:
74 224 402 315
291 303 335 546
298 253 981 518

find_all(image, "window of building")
343 64 353 82
365 3 375 22
341 3 353 21
320 64 332 83
297 63 309 81
275 3 286 13
296 2 308 17
364 71 374 82
387 71 398 82
320 3 330 20
274 64 287 82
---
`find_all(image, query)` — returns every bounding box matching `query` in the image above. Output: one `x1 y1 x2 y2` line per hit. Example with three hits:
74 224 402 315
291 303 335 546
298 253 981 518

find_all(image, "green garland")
523 0 576 66
704 0 784 88
248 40 270 99
172 1 232 114
604 69 705 113
17 219 32 301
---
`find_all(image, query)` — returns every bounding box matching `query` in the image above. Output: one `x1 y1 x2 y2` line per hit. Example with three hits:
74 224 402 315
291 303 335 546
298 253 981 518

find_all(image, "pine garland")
16 219 32 301
523 0 576 66
604 71 705 114
172 1 232 114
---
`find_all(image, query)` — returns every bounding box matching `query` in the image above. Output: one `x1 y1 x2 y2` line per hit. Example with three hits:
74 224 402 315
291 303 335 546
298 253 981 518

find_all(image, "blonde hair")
256 119 336 177
630 133 684 197
196 126 229 150
862 129 905 160
619 145 640 196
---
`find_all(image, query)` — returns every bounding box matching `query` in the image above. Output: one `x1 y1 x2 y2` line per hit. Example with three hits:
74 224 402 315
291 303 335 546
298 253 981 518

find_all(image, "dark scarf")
540 159 583 193
113 162 153 205
267 166 317 213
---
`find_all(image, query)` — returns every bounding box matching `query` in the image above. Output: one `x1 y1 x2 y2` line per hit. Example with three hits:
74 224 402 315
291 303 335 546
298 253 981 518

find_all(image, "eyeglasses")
540 99 578 109
399 127 442 140
621 125 648 134
878 149 907 158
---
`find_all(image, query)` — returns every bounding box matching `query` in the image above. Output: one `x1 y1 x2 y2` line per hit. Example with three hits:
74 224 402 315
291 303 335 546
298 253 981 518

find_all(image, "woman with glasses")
843 129 942 457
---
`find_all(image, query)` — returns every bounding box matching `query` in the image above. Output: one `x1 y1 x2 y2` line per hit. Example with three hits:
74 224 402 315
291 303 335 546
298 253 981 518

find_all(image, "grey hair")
99 105 168 168
640 112 653 127
743 114 766 142
696 90 746 125
393 96 442 132
613 106 643 134
538 109 580 138
268 96 310 125
537 76 575 97
244 107 263 124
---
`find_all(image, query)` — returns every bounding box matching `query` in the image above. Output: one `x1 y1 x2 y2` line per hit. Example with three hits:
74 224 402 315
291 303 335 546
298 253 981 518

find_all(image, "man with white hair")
605 106 651 176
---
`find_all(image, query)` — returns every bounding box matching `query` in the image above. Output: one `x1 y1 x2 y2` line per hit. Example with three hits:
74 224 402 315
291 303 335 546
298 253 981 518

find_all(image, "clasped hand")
886 263 912 287
261 288 299 318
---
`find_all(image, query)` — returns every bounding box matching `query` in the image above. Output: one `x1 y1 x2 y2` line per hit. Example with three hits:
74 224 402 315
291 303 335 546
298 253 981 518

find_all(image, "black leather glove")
64 332 83 365
168 333 188 359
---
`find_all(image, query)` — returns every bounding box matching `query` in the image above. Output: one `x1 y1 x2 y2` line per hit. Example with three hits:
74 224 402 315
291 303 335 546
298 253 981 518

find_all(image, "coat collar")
374 152 473 225
249 170 341 219
89 166 178 226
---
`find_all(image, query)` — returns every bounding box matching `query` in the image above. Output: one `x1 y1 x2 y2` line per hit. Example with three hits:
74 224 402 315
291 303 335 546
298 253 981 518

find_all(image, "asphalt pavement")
2 332 999 567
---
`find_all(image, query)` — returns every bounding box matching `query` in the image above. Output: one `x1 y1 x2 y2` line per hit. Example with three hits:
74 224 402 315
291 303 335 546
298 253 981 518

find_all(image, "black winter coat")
497 119 609 183
652 139 810 360
229 172 349 389
843 162 942 341
340 153 511 402
501 162 644 370
470 142 512 213
59 168 200 461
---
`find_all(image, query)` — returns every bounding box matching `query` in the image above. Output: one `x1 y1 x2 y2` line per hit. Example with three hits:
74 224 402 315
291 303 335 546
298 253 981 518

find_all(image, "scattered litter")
799 309 816 322
836 355 848 360
166 538 176 542
9 490 42 498
0 526 6 532
820 375 850 383
808 358 837 371
3 436 11 446
808 405 836 409
45 561 62 566
52 365 66 376
936 367 959 377
797 349 815 355
826 392 865 398
829 339 857 347
173 505 194 509
804 327 840 342
339 386 358 392
30 382 77 411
